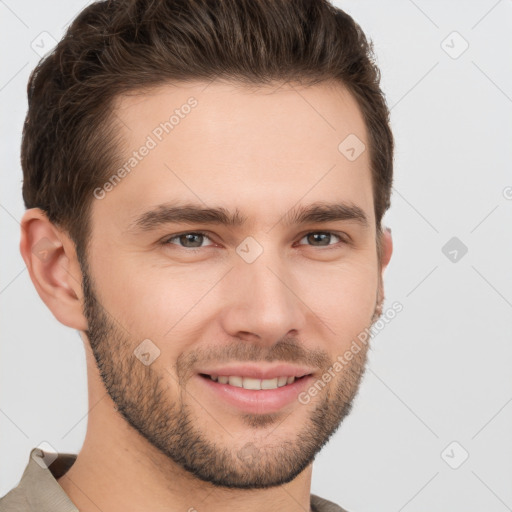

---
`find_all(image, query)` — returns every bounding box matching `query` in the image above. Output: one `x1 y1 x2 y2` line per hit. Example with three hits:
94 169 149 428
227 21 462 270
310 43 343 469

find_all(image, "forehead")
92 79 374 234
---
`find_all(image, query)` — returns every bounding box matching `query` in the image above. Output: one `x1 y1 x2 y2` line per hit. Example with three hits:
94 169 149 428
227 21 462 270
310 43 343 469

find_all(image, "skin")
20 80 392 512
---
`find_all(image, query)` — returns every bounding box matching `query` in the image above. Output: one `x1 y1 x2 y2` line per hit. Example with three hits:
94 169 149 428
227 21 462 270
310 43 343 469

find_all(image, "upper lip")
196 363 315 380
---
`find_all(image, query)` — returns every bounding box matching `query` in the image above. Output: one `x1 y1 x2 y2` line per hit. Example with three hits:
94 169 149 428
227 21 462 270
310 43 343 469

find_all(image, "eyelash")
160 230 349 251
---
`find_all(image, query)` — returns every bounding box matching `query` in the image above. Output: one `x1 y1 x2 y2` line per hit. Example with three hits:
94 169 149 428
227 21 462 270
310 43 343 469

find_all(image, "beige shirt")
0 448 348 512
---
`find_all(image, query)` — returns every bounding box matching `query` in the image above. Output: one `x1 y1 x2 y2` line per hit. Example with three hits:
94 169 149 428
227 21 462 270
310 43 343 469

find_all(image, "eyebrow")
127 200 369 233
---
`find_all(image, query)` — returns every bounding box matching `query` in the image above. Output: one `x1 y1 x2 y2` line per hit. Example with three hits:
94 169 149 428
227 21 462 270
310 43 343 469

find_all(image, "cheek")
96 257 220 353
300 255 379 338
90 236 379 353
89 252 178 339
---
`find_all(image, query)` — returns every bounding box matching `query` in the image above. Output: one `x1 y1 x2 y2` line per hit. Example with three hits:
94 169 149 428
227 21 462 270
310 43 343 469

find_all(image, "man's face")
81 80 385 488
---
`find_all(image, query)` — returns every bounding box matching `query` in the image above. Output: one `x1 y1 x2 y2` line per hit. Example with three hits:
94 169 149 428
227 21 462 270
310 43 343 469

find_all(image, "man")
1 0 394 511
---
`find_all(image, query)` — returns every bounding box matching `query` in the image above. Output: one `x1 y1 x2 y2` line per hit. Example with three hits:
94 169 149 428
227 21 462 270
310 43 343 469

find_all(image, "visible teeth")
277 376 288 387
261 378 278 390
209 375 299 389
228 376 243 387
243 377 261 390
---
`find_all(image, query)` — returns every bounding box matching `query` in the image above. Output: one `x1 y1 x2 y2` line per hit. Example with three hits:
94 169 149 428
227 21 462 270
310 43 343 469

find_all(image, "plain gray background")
1 1 511 510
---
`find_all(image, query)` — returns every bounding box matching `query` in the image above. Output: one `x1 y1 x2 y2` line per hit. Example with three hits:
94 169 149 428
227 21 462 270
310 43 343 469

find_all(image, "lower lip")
196 374 315 414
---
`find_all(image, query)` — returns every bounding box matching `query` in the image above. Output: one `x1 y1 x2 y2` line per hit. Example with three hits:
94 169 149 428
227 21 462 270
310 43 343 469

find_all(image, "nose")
218 245 307 346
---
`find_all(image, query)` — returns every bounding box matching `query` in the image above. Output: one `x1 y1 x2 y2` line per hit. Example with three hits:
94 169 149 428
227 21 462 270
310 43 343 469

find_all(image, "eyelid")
161 230 350 249
161 230 216 248
295 229 351 246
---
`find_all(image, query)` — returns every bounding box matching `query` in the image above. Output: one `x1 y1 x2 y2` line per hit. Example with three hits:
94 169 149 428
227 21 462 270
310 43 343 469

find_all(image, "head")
20 0 393 489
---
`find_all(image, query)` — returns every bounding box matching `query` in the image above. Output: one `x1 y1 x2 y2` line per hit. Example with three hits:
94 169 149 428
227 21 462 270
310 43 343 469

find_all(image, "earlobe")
19 208 88 331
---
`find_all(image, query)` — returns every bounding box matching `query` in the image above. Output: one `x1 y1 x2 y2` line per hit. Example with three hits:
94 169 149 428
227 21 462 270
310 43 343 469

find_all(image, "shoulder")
0 485 30 512
0 447 78 512
311 493 351 512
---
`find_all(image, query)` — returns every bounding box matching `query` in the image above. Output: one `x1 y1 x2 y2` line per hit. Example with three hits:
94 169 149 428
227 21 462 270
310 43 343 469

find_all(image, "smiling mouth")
199 373 310 390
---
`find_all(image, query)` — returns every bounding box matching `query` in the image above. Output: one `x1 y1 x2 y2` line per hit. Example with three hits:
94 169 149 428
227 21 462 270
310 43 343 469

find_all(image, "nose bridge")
222 238 305 341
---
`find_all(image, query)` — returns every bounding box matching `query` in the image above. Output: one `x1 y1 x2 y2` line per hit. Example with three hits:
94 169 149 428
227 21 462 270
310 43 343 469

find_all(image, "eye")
160 230 348 252
162 231 214 250
296 231 346 248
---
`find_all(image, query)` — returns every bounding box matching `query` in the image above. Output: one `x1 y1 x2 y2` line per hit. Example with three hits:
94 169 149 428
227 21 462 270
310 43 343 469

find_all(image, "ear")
19 208 88 331
379 227 393 277
373 227 393 320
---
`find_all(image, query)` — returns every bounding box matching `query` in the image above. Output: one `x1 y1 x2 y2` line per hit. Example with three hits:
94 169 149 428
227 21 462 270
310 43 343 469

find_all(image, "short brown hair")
21 0 394 263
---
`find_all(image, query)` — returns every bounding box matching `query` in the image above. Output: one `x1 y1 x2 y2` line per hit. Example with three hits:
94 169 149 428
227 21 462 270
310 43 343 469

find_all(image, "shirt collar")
9 447 343 512
16 447 79 512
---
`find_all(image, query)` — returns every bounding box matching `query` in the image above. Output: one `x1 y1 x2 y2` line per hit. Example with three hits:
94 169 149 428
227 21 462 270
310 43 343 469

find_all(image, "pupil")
183 234 202 247
310 233 329 246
